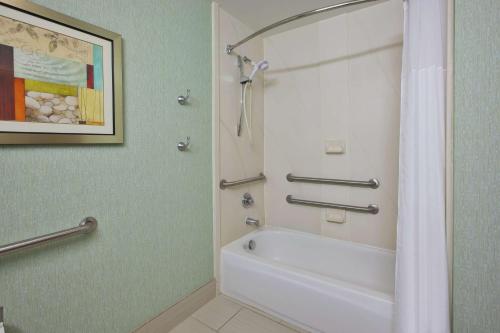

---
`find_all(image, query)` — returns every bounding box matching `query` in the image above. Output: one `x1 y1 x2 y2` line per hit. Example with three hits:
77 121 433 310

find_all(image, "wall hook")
177 89 190 105
177 136 190 151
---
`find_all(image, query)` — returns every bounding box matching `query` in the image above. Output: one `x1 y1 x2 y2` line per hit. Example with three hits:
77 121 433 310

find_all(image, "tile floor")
170 295 310 333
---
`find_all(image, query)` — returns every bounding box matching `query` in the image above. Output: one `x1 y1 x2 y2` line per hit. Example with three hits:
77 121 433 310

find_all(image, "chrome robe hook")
177 137 190 151
177 89 190 105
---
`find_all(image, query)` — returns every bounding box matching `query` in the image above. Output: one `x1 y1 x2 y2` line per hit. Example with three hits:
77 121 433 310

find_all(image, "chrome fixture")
242 193 254 208
226 0 380 54
286 195 379 214
237 55 246 136
236 56 269 137
245 217 260 227
248 239 256 251
287 173 380 189
177 89 190 105
220 173 266 189
0 217 98 257
246 60 269 83
237 55 250 84
177 136 190 151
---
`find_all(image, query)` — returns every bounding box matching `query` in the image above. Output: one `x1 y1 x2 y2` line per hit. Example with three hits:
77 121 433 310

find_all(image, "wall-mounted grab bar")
0 217 97 257
287 173 380 189
220 173 266 189
286 195 379 214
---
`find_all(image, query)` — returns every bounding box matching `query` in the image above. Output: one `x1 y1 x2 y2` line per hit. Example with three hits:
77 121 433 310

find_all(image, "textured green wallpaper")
0 1 213 332
453 1 500 332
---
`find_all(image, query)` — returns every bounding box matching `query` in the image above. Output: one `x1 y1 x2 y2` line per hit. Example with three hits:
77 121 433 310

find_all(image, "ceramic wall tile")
263 0 403 249
217 8 265 246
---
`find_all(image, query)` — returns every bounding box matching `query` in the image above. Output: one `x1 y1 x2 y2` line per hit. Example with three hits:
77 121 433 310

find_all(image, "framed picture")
0 0 123 144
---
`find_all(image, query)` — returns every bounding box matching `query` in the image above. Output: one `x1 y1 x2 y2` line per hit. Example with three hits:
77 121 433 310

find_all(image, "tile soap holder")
325 140 346 154
326 208 346 224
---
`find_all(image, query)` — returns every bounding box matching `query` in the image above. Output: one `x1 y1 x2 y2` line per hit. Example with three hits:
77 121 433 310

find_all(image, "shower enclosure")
212 0 451 331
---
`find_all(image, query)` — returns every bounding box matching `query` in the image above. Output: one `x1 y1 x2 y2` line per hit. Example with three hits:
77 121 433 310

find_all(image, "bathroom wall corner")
446 0 455 315
212 0 222 286
134 279 216 333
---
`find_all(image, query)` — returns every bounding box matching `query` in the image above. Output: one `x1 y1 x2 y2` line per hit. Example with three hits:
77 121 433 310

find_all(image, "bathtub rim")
225 225 395 255
221 226 395 303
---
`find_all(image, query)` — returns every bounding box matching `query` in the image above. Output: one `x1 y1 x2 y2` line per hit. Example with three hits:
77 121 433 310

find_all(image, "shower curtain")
395 0 449 333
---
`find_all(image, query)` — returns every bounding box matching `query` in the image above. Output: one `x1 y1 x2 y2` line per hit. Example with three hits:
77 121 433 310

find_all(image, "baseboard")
134 279 216 333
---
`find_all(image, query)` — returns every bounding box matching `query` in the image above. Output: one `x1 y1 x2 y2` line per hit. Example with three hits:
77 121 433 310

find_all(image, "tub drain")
248 239 256 251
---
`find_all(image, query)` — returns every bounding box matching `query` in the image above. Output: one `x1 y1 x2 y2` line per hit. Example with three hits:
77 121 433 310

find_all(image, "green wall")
453 1 500 332
0 1 213 332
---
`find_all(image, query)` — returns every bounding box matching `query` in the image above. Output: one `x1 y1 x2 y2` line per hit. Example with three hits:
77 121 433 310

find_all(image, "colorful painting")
0 1 122 144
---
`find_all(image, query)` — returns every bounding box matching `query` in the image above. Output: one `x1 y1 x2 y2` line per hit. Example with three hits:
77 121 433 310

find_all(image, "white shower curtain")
395 0 449 333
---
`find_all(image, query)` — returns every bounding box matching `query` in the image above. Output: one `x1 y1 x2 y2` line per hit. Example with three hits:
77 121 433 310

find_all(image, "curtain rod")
225 0 381 54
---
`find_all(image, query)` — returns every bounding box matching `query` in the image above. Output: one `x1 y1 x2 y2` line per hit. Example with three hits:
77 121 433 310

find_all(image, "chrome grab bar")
286 195 379 214
220 173 266 189
287 173 380 189
0 217 97 257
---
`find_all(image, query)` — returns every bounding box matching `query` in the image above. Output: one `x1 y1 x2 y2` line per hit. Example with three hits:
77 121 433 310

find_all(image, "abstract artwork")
0 0 122 144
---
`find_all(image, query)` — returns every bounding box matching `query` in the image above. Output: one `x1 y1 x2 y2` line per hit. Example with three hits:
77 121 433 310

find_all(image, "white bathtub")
221 227 395 333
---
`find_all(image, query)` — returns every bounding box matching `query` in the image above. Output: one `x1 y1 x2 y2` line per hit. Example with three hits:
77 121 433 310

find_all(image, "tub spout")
245 217 260 227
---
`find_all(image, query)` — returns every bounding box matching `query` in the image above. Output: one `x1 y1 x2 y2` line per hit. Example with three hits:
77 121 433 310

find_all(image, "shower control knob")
242 193 254 208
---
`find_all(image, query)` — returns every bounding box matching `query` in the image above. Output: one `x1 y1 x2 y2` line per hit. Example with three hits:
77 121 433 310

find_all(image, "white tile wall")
217 8 265 246
263 0 403 249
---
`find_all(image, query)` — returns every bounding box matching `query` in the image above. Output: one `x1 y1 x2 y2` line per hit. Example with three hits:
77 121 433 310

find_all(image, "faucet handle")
242 193 254 208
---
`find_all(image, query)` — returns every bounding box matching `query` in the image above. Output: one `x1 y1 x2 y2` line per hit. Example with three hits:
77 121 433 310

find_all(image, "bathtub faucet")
245 217 260 227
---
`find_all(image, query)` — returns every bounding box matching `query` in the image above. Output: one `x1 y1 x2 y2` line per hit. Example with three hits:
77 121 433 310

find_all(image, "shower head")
248 60 269 81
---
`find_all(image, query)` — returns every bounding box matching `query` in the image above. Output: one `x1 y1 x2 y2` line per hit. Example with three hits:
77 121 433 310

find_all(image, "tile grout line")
215 307 244 332
187 295 305 333
239 305 309 333
190 316 218 332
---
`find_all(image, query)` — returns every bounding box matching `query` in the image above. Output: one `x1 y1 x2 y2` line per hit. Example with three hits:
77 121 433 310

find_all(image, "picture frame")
0 0 123 144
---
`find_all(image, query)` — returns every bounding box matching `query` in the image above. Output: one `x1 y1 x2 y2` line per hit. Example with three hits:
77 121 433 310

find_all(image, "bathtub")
220 227 395 333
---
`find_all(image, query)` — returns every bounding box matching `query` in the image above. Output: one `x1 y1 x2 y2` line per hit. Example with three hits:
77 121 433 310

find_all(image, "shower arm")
225 0 381 54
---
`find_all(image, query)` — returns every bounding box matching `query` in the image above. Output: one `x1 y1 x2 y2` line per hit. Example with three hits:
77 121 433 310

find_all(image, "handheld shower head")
248 60 269 81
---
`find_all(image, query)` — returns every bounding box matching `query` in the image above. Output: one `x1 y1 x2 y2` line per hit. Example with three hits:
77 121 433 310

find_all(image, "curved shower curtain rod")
225 0 381 54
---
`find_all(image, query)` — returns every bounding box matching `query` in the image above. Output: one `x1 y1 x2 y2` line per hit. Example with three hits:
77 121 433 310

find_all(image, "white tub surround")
221 227 395 333
263 0 403 249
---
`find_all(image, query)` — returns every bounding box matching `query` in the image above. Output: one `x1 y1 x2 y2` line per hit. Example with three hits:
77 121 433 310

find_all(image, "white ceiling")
215 0 383 32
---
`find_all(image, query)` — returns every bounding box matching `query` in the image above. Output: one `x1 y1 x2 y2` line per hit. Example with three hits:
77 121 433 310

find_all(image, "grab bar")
0 217 97 257
286 195 379 214
220 173 266 189
287 173 380 189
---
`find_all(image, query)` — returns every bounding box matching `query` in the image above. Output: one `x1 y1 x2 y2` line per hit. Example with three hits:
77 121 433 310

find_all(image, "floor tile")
192 295 242 330
219 308 296 333
169 317 215 333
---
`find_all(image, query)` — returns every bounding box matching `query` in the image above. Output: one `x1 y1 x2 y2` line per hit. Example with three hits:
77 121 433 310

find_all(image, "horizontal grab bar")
286 195 379 214
0 217 97 257
220 173 266 189
287 173 380 189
